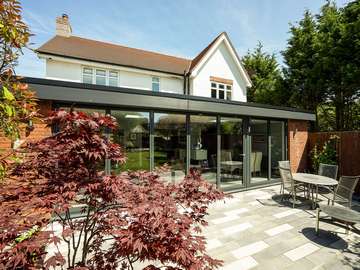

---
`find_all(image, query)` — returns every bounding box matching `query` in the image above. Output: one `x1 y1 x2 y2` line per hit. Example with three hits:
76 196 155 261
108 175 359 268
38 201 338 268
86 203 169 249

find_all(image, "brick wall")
0 100 53 150
288 119 309 173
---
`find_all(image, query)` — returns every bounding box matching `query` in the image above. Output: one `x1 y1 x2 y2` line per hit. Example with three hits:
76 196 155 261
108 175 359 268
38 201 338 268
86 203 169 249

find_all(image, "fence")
308 131 360 196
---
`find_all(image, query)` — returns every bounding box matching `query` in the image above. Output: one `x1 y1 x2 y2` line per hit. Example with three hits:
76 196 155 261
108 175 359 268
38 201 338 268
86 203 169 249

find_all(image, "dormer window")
210 80 232 100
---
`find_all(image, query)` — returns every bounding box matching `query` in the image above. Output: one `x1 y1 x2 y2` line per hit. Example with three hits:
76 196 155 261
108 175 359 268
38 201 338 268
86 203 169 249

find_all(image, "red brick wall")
288 120 309 173
0 100 53 150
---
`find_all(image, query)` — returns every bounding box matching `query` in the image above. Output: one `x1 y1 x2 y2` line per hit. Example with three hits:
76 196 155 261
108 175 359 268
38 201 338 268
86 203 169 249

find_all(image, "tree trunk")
335 90 344 131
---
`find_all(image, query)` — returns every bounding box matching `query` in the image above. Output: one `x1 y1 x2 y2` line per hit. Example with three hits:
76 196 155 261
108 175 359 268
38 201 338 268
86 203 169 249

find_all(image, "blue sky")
17 0 350 78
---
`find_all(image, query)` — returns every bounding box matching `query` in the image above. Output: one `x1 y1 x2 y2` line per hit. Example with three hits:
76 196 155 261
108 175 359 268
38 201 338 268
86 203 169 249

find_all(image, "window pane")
226 85 232 90
96 76 106 85
83 68 93 75
109 77 118 87
109 71 118 78
219 84 225 89
152 77 160 91
96 69 106 76
83 68 93 84
152 82 160 92
83 74 93 84
154 113 186 183
219 90 225 99
226 91 231 100
111 111 150 172
95 69 106 85
211 89 217 98
211 82 217 88
190 115 217 185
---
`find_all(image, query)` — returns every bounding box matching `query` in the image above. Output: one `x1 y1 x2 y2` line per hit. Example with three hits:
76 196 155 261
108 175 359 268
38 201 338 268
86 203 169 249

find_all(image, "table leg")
311 185 315 209
315 185 319 208
316 208 320 235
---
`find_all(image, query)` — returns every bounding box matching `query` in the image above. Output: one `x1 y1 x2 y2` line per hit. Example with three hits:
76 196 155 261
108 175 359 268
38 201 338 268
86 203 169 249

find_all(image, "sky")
17 0 350 78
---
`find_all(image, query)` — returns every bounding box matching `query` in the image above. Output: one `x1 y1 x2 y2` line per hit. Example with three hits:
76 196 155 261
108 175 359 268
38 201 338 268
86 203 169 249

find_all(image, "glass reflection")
111 111 150 172
220 117 244 190
154 113 186 183
250 119 268 183
270 121 285 178
190 115 217 185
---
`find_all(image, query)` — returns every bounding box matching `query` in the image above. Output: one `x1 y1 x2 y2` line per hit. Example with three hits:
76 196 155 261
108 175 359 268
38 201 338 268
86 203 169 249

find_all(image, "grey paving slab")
203 185 359 270
282 257 316 270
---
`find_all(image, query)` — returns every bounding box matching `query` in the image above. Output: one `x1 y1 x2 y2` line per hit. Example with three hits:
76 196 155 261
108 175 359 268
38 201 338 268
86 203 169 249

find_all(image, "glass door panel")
270 121 285 179
250 119 268 184
190 115 217 185
220 117 244 191
154 113 186 183
111 110 150 172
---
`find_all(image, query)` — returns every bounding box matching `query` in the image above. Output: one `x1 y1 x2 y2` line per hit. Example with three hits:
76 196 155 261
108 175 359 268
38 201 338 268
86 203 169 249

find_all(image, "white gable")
190 34 250 102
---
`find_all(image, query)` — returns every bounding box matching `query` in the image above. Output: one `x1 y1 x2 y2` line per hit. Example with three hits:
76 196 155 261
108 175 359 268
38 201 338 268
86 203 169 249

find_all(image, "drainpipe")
187 73 190 95
183 70 187 95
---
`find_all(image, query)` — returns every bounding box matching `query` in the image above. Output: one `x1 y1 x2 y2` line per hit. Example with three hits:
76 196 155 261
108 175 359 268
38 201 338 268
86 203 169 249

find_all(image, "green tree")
317 1 360 130
283 1 360 131
242 42 287 105
0 0 37 179
282 10 325 129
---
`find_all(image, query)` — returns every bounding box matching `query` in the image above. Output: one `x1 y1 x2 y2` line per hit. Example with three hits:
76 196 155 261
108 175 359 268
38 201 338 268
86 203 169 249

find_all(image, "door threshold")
223 180 281 194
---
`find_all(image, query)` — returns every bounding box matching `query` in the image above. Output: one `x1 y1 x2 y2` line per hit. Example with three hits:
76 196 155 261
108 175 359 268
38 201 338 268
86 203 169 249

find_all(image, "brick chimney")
56 14 72 37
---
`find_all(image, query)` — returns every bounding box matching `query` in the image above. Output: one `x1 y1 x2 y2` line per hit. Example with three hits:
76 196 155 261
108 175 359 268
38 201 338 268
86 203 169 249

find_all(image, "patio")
203 185 360 270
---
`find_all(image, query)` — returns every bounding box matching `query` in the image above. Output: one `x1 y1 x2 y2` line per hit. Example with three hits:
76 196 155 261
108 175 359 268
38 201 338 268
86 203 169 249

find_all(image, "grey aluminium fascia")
30 83 188 111
26 79 315 121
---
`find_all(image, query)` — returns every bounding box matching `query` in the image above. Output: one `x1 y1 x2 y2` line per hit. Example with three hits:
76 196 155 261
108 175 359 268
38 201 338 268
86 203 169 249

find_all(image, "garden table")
220 161 243 175
293 173 338 209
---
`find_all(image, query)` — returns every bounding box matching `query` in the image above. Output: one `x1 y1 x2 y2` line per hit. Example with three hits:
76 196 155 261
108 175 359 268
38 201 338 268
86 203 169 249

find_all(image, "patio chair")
254 151 262 176
278 160 304 208
322 175 360 208
221 150 232 162
318 163 338 180
250 152 256 175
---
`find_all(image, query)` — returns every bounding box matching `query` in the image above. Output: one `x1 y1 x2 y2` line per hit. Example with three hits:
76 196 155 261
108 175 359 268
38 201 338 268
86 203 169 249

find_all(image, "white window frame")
210 81 232 100
152 76 160 92
95 68 107 85
108 70 119 87
82 67 120 87
82 67 94 84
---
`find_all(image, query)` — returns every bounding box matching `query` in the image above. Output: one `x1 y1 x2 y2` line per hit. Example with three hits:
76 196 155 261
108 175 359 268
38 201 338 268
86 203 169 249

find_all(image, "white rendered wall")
190 41 247 102
44 59 183 94
46 59 81 82
120 70 183 94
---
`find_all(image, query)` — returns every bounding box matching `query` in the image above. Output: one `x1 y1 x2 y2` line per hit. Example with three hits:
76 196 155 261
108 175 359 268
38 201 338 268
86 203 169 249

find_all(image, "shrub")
310 135 339 172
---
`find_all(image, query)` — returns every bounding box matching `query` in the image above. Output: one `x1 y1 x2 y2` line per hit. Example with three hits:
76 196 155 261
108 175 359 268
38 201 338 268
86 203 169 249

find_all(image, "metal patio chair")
318 163 338 180
322 175 360 208
278 161 304 208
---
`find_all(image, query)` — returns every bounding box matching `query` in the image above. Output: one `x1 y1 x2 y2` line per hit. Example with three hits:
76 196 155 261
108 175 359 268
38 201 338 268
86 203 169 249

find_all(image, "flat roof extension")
23 77 315 121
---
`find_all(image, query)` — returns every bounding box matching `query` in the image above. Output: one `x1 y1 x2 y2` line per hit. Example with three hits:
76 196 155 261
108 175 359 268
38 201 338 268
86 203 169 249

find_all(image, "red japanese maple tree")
0 110 225 269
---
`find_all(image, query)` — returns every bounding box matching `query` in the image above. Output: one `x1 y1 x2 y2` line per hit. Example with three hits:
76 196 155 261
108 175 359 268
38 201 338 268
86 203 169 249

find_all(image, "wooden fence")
308 131 360 196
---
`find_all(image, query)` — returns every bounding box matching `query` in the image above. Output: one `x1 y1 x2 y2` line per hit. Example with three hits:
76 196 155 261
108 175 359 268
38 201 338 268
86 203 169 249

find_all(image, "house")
14 14 315 192
37 14 251 102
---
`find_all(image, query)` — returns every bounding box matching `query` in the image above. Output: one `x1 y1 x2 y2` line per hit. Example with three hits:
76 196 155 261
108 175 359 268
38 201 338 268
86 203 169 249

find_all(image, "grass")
113 151 172 172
